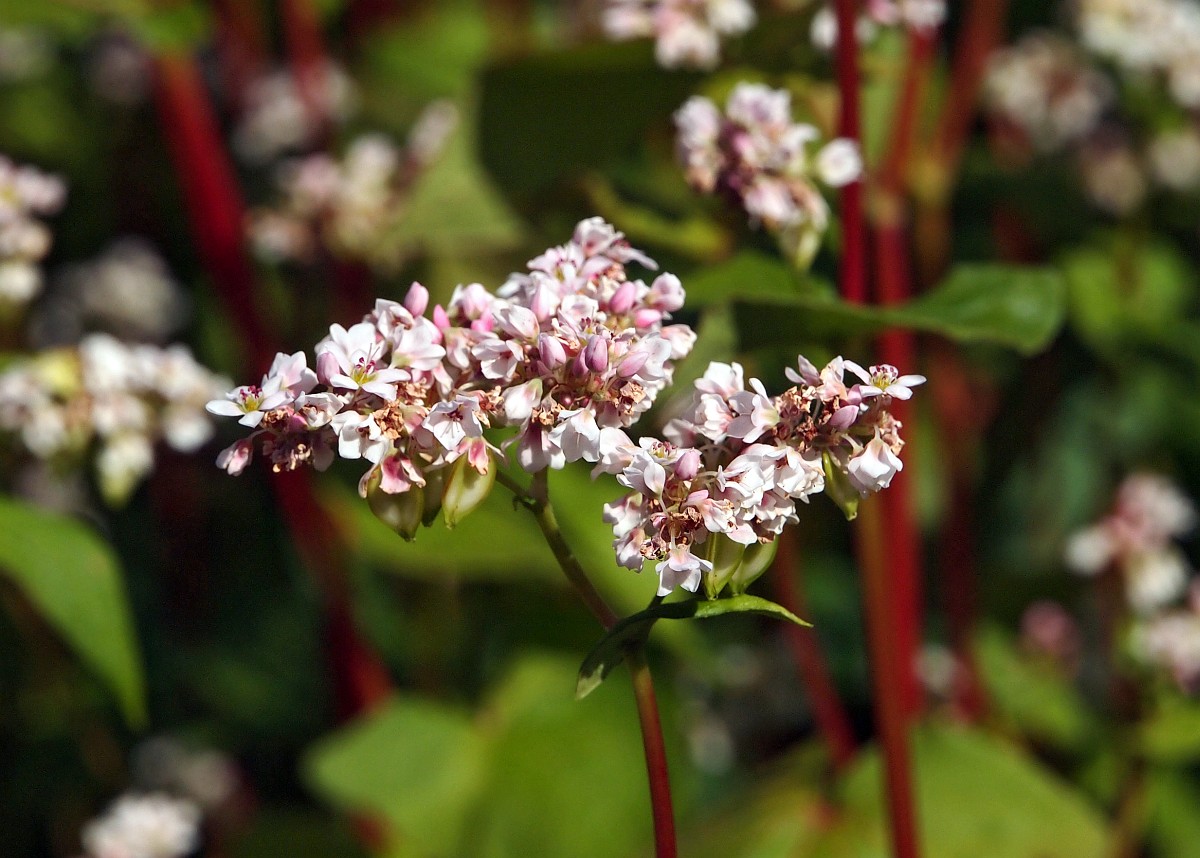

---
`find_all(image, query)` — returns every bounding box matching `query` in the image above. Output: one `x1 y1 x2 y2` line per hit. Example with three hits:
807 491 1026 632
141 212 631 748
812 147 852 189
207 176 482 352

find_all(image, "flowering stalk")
769 530 857 769
857 497 921 858
833 8 923 856
497 469 676 858
834 0 868 304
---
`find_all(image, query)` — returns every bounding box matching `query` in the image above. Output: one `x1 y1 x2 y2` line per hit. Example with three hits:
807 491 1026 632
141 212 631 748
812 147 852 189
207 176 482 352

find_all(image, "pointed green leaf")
0 496 145 725
715 258 1066 355
576 594 810 699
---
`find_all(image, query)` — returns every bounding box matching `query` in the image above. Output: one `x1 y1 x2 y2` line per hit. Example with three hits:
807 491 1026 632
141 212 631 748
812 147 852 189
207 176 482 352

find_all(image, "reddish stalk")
857 499 922 858
513 471 677 858
151 52 392 716
770 532 857 770
833 0 867 304
211 0 269 112
281 0 333 136
833 12 922 856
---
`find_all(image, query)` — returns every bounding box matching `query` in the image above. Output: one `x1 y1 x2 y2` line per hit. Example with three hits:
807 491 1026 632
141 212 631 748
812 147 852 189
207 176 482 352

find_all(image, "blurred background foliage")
1 0 1199 856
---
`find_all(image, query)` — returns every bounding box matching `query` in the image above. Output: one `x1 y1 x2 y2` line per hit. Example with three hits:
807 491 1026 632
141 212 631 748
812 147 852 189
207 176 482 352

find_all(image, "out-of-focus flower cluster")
984 2 1200 217
77 793 200 858
598 356 922 596
232 64 356 165
1078 0 1200 110
211 217 693 514
674 83 861 266
602 0 755 69
30 238 189 346
0 335 227 504
0 155 65 308
1066 473 1200 692
810 0 946 53
248 102 458 270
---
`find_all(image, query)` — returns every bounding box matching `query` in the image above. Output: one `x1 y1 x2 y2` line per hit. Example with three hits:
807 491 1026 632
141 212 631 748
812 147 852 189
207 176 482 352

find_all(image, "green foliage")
975 626 1097 751
690 254 1067 354
1137 696 1200 763
576 594 809 699
817 725 1111 857
306 654 693 858
478 43 700 195
0 496 144 725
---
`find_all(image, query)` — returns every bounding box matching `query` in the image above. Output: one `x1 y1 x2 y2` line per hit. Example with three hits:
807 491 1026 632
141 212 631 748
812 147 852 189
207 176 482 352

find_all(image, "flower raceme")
674 83 862 267
208 217 923 597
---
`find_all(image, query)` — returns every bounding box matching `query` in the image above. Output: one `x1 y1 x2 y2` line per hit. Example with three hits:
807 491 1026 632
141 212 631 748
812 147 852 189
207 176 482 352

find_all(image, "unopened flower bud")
315 350 339 386
609 280 636 314
404 282 429 316
675 448 701 480
538 334 567 368
616 349 649 378
730 538 778 595
584 335 609 373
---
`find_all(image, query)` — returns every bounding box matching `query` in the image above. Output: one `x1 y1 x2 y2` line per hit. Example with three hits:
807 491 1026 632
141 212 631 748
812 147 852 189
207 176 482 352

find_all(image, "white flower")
655 544 711 596
847 437 903 494
81 792 201 858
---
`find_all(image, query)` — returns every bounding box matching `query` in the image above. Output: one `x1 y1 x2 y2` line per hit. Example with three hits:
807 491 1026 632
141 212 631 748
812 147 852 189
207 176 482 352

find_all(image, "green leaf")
305 697 486 856
576 594 809 699
975 626 1096 751
0 496 144 725
1137 697 1200 762
730 262 1066 355
1145 768 1200 858
478 42 700 195
684 251 834 308
819 725 1111 857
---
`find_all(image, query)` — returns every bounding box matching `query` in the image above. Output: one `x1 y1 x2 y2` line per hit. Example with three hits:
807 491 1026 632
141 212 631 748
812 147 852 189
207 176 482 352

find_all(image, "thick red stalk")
770 533 857 770
834 0 867 304
151 52 392 716
281 0 332 135
211 0 268 111
857 500 922 858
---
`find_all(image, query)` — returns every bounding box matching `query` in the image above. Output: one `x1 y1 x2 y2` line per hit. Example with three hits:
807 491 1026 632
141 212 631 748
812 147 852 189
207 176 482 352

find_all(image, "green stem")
497 469 677 857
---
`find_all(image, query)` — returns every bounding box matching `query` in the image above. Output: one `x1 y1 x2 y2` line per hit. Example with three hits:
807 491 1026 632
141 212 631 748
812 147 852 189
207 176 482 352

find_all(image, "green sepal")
366 471 425 541
442 456 496 528
729 538 780 595
822 451 860 521
702 534 747 599
576 595 810 699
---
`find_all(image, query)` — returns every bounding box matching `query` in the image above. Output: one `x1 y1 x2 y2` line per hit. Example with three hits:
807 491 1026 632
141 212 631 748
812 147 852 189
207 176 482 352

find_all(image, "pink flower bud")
315 350 339 385
404 282 429 316
432 304 451 330
617 349 649 378
584 335 609 373
609 280 636 314
531 282 559 321
470 315 495 333
633 308 662 329
538 334 567 368
829 405 859 429
675 448 701 480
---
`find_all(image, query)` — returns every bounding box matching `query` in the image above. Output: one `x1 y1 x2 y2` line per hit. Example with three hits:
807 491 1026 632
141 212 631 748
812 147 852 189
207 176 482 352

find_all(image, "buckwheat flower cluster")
211 218 693 527
675 83 861 266
1066 473 1196 614
810 0 946 52
248 102 458 270
1078 0 1200 110
602 0 756 69
983 33 1114 153
232 64 356 164
0 155 65 307
32 238 189 346
78 793 200 858
1132 583 1200 694
597 356 923 596
0 335 226 504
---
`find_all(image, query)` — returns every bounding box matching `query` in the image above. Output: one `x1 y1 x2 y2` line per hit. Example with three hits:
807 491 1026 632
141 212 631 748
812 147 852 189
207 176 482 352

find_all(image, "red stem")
857 499 922 858
771 532 857 770
629 649 678 858
151 51 392 716
834 0 867 304
281 0 333 136
211 0 268 113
